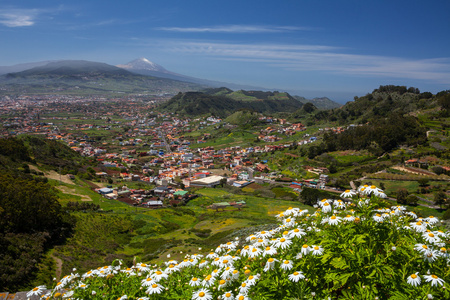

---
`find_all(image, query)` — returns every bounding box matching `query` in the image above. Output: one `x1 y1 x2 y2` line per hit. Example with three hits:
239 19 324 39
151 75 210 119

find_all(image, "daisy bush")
29 186 449 299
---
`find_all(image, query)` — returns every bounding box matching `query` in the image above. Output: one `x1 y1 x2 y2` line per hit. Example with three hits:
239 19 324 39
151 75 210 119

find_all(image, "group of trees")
0 172 74 291
310 113 427 158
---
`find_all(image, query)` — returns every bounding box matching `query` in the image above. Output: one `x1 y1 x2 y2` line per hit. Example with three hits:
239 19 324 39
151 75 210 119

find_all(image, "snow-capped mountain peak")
117 58 168 73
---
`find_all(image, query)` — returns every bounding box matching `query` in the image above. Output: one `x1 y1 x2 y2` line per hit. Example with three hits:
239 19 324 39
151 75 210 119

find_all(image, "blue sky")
1 0 449 102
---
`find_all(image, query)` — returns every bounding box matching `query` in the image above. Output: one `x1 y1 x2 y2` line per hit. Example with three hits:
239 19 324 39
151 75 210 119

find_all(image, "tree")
396 188 409 204
300 188 321 206
417 178 429 187
405 195 419 206
434 191 447 209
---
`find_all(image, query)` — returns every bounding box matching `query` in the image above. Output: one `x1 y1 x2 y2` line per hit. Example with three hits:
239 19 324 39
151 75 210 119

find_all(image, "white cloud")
164 41 450 83
158 25 311 33
0 9 39 27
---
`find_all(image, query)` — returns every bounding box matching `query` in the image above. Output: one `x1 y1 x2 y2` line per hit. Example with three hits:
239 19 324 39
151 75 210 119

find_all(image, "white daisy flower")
220 266 235 280
373 213 384 223
202 274 216 287
235 293 249 300
423 274 445 287
146 283 163 295
333 199 346 209
321 202 332 213
301 244 311 255
199 260 209 269
77 282 89 289
151 270 169 282
273 237 293 250
206 252 219 259
426 216 439 225
263 258 278 272
415 244 431 254
343 214 355 222
311 245 324 256
239 282 250 294
423 232 441 244
247 246 262 258
327 215 342 225
340 189 356 198
189 277 202 287
246 274 260 286
192 288 213 300
288 271 305 282
220 291 235 300
424 250 439 263
141 276 156 287
280 259 293 271
26 285 46 298
262 246 277 257
257 230 272 239
289 227 307 238
164 263 180 274
407 273 421 286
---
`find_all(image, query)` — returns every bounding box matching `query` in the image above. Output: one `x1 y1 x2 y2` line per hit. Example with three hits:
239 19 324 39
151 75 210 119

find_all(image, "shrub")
27 189 450 300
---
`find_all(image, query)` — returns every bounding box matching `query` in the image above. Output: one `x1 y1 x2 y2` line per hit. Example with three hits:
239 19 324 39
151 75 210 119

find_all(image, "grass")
42 184 310 282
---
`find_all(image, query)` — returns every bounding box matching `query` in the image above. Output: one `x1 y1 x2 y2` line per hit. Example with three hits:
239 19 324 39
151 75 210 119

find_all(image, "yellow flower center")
266 246 271 250
440 248 447 253
226 293 231 297
239 296 245 300
244 246 249 250
233 270 238 274
261 231 266 234
199 292 205 297
428 233 434 237
33 287 39 291
422 245 428 249
169 264 174 268
156 270 162 275
303 244 308 248
141 263 146 267
152 284 158 288
376 214 381 217
192 277 198 281
314 246 319 250
411 274 417 279
331 216 336 219
242 283 246 287
268 258 274 262
220 280 226 285
432 275 438 279
345 189 350 193
249 275 254 280
252 248 257 252
227 242 232 245
205 275 212 280
146 278 152 281
280 238 286 242
223 259 228 264
284 260 289 264
324 202 330 206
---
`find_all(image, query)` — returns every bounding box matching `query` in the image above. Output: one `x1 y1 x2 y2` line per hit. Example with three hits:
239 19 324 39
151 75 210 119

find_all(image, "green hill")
0 60 205 95
311 85 448 124
158 90 303 118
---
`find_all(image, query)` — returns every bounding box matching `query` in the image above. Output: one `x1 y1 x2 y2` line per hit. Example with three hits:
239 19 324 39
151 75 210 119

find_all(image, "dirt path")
52 255 63 281
56 186 93 201
28 164 74 185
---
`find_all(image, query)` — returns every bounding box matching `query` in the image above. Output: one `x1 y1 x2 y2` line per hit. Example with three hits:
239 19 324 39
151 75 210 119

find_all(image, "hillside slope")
0 60 205 95
159 90 303 117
